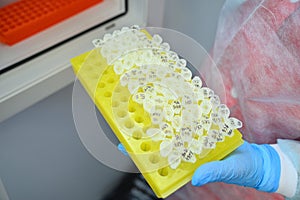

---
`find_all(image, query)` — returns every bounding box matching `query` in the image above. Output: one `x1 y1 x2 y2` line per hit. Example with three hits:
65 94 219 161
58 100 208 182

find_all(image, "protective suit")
168 0 300 199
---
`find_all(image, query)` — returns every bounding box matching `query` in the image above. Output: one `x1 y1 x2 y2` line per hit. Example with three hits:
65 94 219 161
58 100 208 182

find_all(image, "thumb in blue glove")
192 141 281 193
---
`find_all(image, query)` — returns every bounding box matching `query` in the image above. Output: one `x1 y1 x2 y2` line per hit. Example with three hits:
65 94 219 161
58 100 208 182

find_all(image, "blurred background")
0 1 224 199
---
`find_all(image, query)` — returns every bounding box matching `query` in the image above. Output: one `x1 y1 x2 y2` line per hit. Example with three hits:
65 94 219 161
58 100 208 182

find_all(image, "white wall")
0 84 125 200
148 0 225 51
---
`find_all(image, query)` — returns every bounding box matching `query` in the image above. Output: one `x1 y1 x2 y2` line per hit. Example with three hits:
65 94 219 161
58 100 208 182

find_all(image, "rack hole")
98 82 105 88
104 91 112 97
135 116 144 123
140 142 151 152
112 101 119 107
117 111 127 118
125 119 134 129
114 87 122 93
132 130 142 140
149 155 160 164
107 77 115 83
121 96 128 102
158 167 169 177
128 106 136 113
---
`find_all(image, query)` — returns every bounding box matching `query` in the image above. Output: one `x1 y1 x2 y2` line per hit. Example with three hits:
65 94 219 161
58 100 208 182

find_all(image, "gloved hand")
118 141 281 193
117 143 128 156
192 141 281 193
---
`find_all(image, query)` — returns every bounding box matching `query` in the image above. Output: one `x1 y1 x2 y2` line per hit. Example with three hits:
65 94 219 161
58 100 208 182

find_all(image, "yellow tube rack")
70 30 243 198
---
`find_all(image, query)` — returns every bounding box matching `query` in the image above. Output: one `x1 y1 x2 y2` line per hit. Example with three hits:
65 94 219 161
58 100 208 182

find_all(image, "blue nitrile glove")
118 143 129 156
192 141 281 193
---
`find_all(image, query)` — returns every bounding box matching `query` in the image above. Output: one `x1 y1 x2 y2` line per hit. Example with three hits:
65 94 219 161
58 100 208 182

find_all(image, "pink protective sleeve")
211 0 300 144
168 0 300 199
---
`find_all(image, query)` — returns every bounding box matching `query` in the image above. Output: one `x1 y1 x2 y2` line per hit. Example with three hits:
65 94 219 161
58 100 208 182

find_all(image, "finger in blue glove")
118 143 129 156
191 141 281 193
